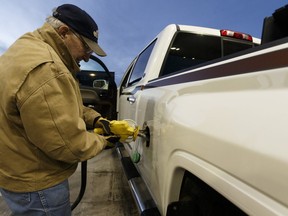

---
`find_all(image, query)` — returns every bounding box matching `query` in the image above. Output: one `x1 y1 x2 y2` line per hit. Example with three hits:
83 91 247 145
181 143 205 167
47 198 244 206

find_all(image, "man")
0 4 119 216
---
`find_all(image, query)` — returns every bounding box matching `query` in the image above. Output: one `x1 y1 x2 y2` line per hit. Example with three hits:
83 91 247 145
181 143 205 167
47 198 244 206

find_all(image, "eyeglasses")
70 29 93 54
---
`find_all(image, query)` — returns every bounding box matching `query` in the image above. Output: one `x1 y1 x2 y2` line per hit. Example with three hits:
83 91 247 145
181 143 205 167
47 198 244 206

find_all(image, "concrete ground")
0 148 139 216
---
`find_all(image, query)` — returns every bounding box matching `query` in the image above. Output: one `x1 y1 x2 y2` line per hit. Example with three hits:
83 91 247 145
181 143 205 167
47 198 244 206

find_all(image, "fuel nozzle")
116 120 147 143
121 119 150 143
94 119 148 143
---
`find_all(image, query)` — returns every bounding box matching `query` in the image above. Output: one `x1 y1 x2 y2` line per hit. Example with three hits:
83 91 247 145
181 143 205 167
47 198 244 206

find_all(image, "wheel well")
167 170 247 216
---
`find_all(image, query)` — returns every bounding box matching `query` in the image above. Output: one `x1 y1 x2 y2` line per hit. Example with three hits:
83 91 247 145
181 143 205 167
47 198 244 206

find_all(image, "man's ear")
57 25 70 39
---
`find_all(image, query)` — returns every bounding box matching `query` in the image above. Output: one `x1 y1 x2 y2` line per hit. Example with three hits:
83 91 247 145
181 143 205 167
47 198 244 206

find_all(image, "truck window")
223 39 253 56
127 40 156 86
161 33 221 76
160 32 256 77
77 56 114 90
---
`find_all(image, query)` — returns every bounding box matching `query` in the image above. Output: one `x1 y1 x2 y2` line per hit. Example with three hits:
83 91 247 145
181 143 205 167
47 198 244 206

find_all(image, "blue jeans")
0 180 71 216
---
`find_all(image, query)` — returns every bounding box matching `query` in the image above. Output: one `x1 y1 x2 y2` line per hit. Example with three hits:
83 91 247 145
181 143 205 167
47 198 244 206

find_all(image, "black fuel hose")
71 161 87 211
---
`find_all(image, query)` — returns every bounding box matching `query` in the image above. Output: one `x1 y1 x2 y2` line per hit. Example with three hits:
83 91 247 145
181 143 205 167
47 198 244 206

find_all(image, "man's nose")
83 53 91 62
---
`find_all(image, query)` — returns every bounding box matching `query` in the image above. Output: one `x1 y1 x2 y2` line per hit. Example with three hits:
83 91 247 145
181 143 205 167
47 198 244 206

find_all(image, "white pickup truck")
78 4 288 216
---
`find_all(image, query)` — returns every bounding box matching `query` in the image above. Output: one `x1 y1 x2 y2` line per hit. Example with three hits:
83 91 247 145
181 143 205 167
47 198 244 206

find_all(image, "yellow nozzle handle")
94 120 140 142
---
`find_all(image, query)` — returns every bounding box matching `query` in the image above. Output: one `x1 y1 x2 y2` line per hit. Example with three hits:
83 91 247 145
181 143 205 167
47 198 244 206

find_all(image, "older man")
0 4 119 216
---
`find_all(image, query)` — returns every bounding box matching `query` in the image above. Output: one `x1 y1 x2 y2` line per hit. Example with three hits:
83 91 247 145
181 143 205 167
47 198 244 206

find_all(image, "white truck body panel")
117 16 288 215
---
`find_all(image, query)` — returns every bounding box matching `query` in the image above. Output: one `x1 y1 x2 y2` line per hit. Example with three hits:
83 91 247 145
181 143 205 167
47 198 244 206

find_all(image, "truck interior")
77 55 117 122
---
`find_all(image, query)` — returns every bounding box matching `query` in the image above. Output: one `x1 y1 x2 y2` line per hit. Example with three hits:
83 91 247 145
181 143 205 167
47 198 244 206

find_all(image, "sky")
0 0 287 84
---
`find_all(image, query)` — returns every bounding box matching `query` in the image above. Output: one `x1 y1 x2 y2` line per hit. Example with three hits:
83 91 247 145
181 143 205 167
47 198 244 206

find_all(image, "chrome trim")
128 177 157 213
116 143 160 215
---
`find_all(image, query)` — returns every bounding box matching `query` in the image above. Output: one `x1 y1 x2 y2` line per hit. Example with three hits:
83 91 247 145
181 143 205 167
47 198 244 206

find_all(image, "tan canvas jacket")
0 23 107 192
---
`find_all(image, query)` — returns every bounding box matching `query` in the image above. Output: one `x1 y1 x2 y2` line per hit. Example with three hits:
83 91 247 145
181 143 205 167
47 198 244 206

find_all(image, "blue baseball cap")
53 4 106 56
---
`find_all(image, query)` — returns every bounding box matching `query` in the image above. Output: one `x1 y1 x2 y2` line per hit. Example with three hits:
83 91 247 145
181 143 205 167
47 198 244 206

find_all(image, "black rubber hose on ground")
71 161 87 211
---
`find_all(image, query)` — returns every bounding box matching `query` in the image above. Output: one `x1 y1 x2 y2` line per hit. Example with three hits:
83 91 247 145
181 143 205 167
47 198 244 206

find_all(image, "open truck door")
77 55 117 121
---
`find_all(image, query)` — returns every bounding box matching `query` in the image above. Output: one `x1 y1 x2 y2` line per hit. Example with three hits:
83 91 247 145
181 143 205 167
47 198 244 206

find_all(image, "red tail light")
220 30 253 42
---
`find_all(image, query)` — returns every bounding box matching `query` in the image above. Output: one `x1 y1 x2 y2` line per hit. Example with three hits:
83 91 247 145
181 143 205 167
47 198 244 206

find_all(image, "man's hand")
104 135 120 147
96 117 111 134
95 118 137 142
110 120 135 137
93 127 120 147
96 117 135 134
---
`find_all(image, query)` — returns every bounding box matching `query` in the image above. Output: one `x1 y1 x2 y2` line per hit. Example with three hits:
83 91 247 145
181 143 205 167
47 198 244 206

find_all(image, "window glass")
77 57 113 90
161 32 256 77
223 39 253 56
161 33 221 76
120 59 136 92
128 40 156 86
80 58 105 71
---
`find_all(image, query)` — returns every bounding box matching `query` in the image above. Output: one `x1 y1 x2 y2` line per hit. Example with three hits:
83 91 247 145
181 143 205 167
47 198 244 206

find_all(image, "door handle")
127 96 136 104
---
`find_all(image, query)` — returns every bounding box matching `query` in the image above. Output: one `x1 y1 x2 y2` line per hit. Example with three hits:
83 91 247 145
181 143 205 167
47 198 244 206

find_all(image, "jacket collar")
35 23 80 76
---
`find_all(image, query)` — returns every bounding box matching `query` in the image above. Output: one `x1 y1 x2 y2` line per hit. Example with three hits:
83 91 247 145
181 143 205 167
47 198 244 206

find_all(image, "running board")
116 143 161 216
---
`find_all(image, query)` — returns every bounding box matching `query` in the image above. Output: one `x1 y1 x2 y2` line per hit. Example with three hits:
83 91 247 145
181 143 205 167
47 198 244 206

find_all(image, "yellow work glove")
93 128 120 148
110 120 139 142
104 135 120 148
95 117 111 134
95 118 137 142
